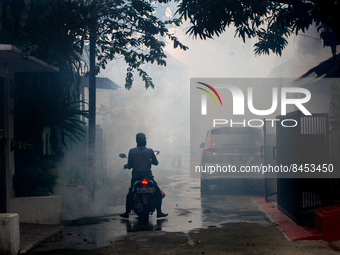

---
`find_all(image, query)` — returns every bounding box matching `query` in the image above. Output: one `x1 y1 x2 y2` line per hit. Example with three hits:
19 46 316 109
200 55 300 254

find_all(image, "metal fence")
278 111 330 224
264 111 331 224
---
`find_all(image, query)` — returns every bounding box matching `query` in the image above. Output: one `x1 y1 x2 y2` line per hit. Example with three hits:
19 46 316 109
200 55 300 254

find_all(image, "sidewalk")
20 223 62 254
22 200 340 254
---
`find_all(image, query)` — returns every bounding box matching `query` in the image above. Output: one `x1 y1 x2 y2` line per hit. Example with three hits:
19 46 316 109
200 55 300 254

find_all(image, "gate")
276 111 330 224
263 118 277 202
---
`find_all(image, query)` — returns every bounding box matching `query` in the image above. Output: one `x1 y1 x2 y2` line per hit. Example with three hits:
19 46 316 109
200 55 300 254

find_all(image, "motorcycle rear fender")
132 178 155 192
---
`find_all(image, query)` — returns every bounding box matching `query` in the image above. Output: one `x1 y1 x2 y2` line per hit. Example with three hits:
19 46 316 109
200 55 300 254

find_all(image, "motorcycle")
119 151 163 221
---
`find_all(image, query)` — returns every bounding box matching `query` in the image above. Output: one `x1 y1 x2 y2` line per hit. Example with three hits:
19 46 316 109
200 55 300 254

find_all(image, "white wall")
8 196 62 225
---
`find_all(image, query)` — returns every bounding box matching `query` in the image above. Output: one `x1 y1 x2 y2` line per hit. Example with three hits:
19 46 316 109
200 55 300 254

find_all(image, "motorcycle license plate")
136 187 155 193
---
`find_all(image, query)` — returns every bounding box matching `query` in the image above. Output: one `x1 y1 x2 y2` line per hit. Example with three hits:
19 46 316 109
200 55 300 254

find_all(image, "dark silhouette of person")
120 133 168 218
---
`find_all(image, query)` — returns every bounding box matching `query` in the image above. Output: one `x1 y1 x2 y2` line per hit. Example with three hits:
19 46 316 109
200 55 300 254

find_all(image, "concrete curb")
254 198 323 241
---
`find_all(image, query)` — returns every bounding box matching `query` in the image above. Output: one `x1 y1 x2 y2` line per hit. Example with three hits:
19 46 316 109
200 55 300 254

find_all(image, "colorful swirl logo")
196 82 223 106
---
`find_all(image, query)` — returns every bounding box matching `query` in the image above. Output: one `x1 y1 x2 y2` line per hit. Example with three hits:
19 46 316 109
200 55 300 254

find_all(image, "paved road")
28 162 272 253
24 161 340 255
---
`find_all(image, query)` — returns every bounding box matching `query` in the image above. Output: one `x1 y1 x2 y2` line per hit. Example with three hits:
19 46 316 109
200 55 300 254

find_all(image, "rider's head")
136 132 147 147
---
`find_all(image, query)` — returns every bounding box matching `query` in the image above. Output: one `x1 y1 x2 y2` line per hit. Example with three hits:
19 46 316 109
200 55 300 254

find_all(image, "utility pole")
88 4 97 201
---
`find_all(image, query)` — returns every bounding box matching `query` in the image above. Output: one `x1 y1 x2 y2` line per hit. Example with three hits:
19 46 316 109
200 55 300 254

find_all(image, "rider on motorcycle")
120 132 168 218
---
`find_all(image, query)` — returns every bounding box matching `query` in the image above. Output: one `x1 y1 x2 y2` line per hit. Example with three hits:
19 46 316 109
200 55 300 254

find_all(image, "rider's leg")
154 185 168 218
120 187 132 218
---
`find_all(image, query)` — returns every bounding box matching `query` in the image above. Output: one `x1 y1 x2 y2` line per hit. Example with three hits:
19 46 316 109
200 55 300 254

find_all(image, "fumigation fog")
53 7 337 220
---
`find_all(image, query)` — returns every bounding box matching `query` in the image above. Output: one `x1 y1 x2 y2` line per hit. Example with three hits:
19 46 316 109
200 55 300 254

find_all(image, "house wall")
8 196 62 225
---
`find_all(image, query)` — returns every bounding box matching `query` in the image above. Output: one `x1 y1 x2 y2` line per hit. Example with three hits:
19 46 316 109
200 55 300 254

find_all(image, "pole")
88 6 97 201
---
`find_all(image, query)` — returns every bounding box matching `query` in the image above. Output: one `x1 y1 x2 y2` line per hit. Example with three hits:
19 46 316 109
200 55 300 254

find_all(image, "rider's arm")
151 150 159 166
126 149 133 169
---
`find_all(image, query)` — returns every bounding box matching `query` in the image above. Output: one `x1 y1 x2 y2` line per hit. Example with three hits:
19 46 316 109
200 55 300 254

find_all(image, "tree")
1 0 188 87
175 0 340 56
71 0 188 198
1 0 188 196
76 0 188 89
1 0 89 148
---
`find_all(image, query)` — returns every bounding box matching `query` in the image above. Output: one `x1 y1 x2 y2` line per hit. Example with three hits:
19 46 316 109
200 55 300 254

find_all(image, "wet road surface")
29 164 270 252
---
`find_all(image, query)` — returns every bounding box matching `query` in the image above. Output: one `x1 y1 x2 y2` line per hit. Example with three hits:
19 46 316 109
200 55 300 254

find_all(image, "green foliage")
0 129 33 162
1 0 188 89
1 1 87 196
42 100 89 146
253 27 289 56
175 0 340 56
12 72 88 197
1 0 84 69
14 73 89 151
0 0 31 32
88 0 188 89
1 0 188 195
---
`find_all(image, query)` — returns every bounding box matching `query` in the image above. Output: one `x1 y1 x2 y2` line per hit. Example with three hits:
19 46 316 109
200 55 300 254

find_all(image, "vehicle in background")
199 126 264 195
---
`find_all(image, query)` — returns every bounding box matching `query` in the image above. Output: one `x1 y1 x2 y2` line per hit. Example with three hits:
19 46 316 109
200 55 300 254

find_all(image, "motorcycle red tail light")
141 179 148 187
